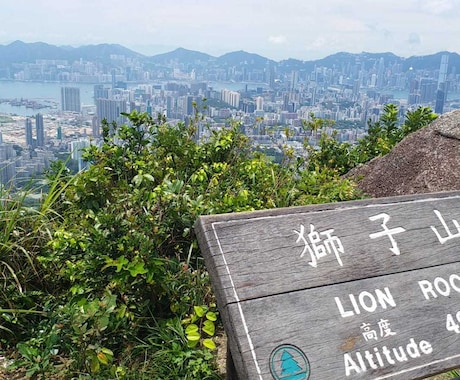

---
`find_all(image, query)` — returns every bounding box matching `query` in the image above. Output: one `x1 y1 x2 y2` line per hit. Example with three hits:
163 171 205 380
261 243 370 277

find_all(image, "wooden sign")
194 191 460 380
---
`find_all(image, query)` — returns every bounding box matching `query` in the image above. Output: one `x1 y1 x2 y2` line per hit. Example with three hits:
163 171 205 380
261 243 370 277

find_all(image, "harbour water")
0 80 274 117
0 81 95 116
1 80 459 117
0 80 267 116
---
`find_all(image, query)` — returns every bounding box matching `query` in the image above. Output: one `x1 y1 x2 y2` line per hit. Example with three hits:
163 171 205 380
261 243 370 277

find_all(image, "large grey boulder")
346 109 460 198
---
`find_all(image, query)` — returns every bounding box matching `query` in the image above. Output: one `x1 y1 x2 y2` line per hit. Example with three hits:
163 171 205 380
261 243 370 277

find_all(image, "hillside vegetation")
0 106 450 379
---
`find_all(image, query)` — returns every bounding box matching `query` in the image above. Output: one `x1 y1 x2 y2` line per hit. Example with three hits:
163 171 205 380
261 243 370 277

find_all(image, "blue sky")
1 0 458 60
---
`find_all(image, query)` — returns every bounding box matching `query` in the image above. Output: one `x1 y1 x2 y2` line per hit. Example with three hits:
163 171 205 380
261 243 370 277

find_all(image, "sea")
1 80 458 117
0 80 270 117
0 81 96 116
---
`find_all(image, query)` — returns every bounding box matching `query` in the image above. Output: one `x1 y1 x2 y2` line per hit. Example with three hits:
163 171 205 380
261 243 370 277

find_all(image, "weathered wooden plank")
194 191 460 380
224 262 460 379
196 191 460 304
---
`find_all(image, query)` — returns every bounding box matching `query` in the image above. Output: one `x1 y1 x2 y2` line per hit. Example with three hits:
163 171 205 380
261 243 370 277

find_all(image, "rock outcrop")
346 109 460 198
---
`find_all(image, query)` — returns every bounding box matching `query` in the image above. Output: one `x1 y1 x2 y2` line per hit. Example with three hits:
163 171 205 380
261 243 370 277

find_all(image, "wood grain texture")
194 191 460 380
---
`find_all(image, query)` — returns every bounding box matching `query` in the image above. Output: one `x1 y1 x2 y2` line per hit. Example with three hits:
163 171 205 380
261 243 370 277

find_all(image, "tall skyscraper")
111 69 117 89
91 116 100 138
35 113 44 147
166 96 173 116
408 78 421 105
146 100 153 116
377 57 385 88
256 96 264 111
185 95 194 115
25 118 33 147
435 54 449 114
61 87 81 112
0 144 17 186
71 139 90 171
221 89 240 108
96 98 127 126
420 78 437 103
94 84 109 102
290 71 299 93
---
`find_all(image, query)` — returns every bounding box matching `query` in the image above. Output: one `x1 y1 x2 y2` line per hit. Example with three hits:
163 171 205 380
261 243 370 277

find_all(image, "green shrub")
1 110 359 378
307 105 437 175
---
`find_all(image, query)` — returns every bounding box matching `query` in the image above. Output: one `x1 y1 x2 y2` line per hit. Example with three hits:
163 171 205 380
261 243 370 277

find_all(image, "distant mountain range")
1 40 459 73
0 40 145 66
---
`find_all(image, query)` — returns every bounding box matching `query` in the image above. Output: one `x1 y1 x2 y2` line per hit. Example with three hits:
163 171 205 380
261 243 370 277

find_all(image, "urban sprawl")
0 52 458 187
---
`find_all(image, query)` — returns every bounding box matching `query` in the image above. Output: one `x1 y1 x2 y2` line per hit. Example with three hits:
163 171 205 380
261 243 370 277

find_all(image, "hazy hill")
0 41 459 74
66 44 145 62
276 52 403 77
0 40 64 64
215 50 275 66
147 47 213 64
402 51 460 71
277 58 307 71
316 51 402 68
0 40 144 65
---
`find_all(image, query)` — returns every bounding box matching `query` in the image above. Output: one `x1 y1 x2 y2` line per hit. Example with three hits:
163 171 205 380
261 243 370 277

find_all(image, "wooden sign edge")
193 190 460 380
194 190 460 310
195 190 460 227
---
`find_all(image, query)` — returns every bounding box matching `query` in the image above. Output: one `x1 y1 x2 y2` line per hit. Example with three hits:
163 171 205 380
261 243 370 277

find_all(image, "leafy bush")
1 111 360 378
308 105 437 175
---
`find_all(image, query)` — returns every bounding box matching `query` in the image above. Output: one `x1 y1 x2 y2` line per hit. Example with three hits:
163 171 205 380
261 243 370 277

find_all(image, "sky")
1 0 459 61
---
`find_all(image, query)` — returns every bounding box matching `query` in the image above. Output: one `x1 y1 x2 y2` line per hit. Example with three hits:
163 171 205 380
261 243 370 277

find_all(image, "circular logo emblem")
270 344 310 380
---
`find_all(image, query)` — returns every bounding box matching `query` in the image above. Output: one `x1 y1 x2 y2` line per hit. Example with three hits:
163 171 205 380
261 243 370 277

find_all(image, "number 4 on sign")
446 312 460 334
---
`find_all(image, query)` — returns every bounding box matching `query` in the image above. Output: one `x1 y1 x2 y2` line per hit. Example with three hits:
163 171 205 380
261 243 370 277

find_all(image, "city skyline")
1 0 459 61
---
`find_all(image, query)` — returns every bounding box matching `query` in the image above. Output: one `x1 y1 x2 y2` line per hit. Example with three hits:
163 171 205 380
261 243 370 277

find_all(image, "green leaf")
101 347 114 356
185 323 201 342
186 331 201 341
97 315 109 331
97 351 109 365
17 343 38 361
206 311 217 321
143 174 154 182
202 338 216 350
133 174 143 187
90 355 100 372
194 305 206 317
127 262 148 277
117 304 127 319
103 256 128 272
202 320 215 336
187 339 199 348
185 324 199 335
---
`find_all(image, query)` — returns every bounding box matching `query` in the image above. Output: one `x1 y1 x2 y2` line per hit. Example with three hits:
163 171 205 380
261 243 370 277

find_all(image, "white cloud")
268 35 287 44
407 33 422 45
420 0 455 14
1 0 459 60
311 37 327 49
